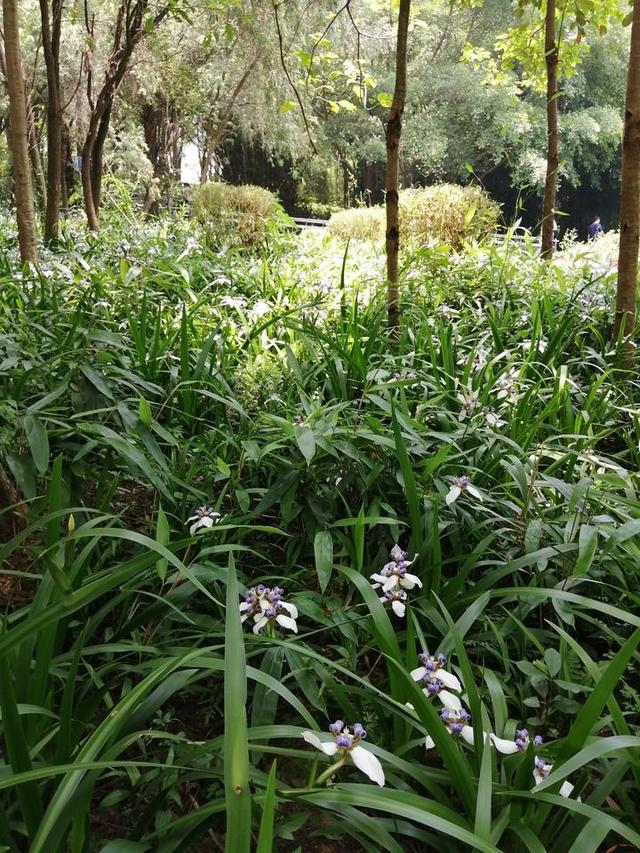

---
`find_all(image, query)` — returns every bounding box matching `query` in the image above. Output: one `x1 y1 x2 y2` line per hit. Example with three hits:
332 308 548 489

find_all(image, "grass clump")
191 181 289 245
328 183 501 248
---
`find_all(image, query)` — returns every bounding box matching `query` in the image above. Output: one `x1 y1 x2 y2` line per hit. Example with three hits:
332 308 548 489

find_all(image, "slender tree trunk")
385 0 411 335
541 0 559 259
2 0 38 263
614 0 640 363
26 99 47 205
60 120 73 211
39 0 64 242
91 102 111 212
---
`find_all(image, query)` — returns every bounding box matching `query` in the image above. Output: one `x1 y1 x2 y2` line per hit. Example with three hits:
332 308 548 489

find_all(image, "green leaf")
558 629 640 761
138 396 153 426
313 530 333 593
299 785 499 852
256 760 278 853
24 415 49 475
295 425 316 465
155 504 170 583
474 731 493 841
377 92 393 108
224 555 251 853
391 403 423 553
0 651 43 841
279 100 297 112
573 525 597 577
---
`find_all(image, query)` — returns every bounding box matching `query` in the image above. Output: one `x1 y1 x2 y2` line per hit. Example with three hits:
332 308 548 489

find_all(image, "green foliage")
191 182 291 245
328 184 501 247
0 213 638 849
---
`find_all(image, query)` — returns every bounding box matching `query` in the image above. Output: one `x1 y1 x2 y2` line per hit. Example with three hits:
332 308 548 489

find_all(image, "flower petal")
490 734 519 755
389 545 404 562
382 576 399 592
467 485 483 501
410 666 427 681
437 670 462 692
302 731 323 749
370 573 386 584
253 616 267 634
446 485 461 505
559 781 575 799
239 602 251 612
425 736 435 750
351 745 385 787
438 690 462 711
391 600 406 618
280 601 298 619
276 614 298 633
461 725 475 746
401 573 422 589
320 741 339 756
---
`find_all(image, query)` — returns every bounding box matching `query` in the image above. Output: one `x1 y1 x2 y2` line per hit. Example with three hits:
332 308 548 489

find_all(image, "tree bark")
541 0 559 259
39 0 64 242
2 0 39 264
385 0 411 335
614 0 640 363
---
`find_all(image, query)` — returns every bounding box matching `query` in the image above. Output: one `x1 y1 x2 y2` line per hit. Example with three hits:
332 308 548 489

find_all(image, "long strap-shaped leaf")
298 784 500 853
29 650 202 852
0 650 43 842
224 554 252 853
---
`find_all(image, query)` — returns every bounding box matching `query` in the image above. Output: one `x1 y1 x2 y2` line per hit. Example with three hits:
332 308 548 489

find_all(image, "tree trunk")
60 120 74 211
26 98 47 206
39 0 64 242
91 102 112 212
385 0 411 335
614 0 640 363
2 0 38 264
541 0 559 259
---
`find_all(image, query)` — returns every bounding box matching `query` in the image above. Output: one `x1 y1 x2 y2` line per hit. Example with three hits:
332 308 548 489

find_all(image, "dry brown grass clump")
328 184 500 249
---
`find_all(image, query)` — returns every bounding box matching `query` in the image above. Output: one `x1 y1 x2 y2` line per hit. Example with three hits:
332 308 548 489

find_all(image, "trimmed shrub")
191 182 289 245
327 184 501 248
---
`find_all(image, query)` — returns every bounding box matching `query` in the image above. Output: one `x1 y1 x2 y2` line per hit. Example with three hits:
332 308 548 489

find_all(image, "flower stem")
315 758 346 786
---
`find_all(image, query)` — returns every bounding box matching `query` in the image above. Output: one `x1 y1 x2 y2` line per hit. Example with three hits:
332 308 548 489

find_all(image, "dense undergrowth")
0 211 639 852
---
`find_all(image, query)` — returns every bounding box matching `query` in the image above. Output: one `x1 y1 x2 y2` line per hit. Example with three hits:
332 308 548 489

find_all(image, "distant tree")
386 0 411 335
38 0 64 241
80 0 170 229
614 0 640 363
2 0 39 263
540 0 558 258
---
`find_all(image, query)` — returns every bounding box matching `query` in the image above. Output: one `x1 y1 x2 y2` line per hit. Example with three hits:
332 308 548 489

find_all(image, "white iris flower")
302 721 385 787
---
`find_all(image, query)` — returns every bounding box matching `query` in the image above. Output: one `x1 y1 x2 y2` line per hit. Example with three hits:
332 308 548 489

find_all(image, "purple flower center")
451 723 463 735
328 720 344 735
459 476 470 488
336 734 352 749
533 735 543 747
353 723 367 739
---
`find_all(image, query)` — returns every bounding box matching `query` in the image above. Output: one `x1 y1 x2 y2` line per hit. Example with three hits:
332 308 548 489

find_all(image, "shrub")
327 184 501 248
326 205 386 241
191 181 289 245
